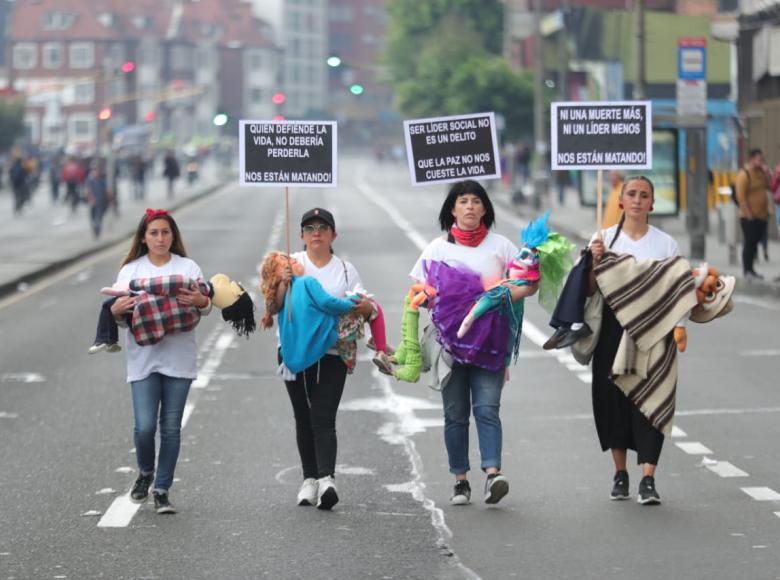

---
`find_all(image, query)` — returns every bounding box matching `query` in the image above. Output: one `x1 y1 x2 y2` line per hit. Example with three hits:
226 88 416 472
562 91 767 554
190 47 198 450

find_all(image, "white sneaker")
316 475 339 510
296 478 318 506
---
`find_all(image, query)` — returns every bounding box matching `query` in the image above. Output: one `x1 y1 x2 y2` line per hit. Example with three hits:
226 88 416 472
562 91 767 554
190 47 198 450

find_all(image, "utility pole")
633 0 645 99
533 0 549 209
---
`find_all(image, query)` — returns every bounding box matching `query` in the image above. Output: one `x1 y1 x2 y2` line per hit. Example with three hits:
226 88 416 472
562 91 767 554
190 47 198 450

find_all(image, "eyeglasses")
302 223 331 234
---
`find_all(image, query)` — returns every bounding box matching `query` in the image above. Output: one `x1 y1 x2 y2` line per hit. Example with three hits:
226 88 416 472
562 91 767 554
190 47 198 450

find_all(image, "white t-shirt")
291 251 365 297
592 224 679 261
592 224 685 326
409 232 519 285
115 254 206 383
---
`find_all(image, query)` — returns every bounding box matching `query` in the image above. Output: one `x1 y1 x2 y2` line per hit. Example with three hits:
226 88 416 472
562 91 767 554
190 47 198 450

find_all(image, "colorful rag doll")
438 213 574 368
89 273 256 353
389 283 437 383
260 251 391 375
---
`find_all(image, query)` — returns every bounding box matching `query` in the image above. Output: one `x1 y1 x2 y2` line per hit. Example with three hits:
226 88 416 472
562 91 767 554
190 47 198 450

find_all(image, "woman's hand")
589 238 606 264
177 284 209 308
351 297 375 320
110 295 137 318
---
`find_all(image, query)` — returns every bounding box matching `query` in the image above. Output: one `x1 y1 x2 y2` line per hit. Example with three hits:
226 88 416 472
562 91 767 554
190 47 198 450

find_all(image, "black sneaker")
484 473 509 505
637 475 661 505
451 480 471 505
153 492 177 514
130 473 154 503
610 470 629 500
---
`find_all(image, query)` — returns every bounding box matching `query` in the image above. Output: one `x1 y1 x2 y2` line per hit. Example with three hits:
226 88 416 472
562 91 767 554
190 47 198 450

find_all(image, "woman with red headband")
109 208 211 514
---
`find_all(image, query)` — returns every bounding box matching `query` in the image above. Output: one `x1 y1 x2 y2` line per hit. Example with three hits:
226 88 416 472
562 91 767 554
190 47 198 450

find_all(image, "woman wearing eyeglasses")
269 207 374 510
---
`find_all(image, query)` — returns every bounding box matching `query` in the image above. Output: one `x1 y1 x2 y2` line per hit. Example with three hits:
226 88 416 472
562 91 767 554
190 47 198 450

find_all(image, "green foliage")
0 98 26 152
388 12 534 139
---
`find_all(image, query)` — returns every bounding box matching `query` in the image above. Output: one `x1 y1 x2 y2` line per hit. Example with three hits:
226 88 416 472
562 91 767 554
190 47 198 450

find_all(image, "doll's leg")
392 295 411 365
394 302 422 383
457 295 500 339
89 298 122 354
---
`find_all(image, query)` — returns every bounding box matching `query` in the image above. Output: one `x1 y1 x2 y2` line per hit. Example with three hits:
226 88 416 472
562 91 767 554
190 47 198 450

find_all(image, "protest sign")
550 101 652 170
403 112 501 186
239 120 337 187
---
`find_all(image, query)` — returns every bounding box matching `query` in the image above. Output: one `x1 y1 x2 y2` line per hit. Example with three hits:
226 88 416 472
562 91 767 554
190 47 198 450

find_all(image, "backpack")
730 169 749 206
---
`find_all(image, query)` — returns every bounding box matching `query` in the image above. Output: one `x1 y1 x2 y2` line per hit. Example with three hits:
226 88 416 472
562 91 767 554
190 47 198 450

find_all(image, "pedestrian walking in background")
48 155 62 204
163 151 180 199
736 148 771 280
131 155 147 200
587 176 684 505
109 209 211 514
62 156 85 213
84 161 111 239
267 208 374 510
410 180 538 506
9 155 29 215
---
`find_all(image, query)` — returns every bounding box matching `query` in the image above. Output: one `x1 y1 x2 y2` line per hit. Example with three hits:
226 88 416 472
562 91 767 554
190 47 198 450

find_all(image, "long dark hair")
608 175 654 249
121 212 187 266
438 180 496 232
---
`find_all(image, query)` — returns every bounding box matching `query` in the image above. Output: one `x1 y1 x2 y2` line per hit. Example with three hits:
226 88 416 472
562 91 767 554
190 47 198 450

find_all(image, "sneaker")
484 473 509 505
637 475 661 505
372 351 395 376
88 343 121 354
105 343 122 353
153 492 177 514
316 476 339 510
450 480 471 505
610 470 629 500
297 478 318 506
129 473 154 503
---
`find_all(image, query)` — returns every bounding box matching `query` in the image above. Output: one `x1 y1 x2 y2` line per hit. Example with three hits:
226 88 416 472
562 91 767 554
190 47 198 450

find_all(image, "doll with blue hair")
456 212 575 361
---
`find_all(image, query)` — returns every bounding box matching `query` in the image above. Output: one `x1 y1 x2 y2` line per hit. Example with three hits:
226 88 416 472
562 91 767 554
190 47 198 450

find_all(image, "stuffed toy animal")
89 273 255 353
391 283 437 383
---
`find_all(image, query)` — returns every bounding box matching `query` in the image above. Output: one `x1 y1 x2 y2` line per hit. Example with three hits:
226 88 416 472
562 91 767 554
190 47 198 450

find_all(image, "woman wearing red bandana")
410 180 538 506
109 208 211 514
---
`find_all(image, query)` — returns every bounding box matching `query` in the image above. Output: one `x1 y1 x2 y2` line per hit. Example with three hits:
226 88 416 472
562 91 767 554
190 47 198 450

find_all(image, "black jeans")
282 353 347 479
740 218 767 275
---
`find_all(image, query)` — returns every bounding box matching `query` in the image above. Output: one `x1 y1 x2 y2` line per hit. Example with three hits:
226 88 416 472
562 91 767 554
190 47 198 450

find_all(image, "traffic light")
326 56 342 68
98 107 112 121
144 110 156 122
213 113 228 127
121 60 136 74
271 93 286 105
349 84 364 96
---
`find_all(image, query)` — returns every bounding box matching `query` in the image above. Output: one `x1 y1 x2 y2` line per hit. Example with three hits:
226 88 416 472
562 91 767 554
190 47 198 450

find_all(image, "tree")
388 12 534 139
0 97 26 153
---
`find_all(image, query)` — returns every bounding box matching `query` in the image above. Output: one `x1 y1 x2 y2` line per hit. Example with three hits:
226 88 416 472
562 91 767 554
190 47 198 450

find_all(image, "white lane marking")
0 412 19 419
274 466 298 484
705 461 749 478
774 512 780 519
0 373 46 383
355 179 428 252
739 349 780 357
732 295 780 312
675 442 714 455
96 494 141 528
741 487 780 501
671 426 687 438
181 403 195 428
676 406 780 417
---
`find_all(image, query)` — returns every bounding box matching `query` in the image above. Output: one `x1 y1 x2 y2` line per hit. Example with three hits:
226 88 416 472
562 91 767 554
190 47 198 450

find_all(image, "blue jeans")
130 373 192 493
441 363 505 475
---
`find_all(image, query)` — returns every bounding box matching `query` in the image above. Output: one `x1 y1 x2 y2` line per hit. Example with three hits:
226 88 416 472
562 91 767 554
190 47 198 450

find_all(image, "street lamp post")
533 0 549 210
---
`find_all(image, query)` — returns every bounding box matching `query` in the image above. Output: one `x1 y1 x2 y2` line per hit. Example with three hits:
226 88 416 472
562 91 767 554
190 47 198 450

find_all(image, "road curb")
0 180 229 300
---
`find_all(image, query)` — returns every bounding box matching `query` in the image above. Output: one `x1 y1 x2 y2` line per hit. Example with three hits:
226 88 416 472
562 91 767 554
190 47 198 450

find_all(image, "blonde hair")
259 251 287 329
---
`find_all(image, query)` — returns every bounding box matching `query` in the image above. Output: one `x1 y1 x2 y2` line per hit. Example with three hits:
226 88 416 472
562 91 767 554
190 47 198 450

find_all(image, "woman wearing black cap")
269 207 374 510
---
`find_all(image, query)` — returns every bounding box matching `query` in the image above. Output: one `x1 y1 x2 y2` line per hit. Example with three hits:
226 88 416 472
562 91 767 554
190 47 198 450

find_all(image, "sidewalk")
493 182 780 300
0 162 229 299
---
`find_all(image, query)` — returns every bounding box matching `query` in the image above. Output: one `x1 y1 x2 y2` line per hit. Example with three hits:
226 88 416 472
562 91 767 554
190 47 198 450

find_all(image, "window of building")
170 46 193 70
69 43 95 69
42 11 76 31
42 43 63 69
138 44 159 66
250 87 265 103
73 82 95 104
329 5 353 22
13 43 37 70
250 50 265 70
69 114 95 141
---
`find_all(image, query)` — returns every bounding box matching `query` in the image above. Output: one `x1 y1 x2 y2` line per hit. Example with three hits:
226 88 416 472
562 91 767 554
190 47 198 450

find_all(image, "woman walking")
588 176 683 505
410 180 538 506
110 208 210 514
267 208 374 510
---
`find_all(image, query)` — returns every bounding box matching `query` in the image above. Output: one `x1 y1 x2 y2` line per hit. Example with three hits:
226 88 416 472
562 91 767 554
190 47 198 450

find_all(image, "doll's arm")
101 283 131 296
129 274 195 296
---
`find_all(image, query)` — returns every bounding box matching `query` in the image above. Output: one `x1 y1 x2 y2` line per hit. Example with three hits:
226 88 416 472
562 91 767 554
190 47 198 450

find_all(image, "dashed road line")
675 442 714 455
705 462 749 478
741 487 780 501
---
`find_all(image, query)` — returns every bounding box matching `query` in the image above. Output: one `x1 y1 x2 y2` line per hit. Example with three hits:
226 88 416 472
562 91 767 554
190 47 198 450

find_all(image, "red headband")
144 208 169 223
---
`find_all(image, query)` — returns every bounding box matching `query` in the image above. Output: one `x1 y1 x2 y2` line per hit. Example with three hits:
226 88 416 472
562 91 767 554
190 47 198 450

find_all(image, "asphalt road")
1 157 779 580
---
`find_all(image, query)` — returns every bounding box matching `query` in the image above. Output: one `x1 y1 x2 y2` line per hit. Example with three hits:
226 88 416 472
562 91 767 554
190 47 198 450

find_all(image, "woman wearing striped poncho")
587 176 688 506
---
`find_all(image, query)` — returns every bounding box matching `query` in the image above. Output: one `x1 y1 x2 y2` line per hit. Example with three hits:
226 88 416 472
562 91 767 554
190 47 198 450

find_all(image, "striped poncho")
594 252 697 436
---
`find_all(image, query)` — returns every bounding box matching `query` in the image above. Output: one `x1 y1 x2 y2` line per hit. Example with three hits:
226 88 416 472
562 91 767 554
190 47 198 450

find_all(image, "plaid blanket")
595 252 697 436
129 275 209 346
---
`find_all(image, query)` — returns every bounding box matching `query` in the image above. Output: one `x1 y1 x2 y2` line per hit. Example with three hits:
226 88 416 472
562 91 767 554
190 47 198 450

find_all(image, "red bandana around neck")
450 223 488 247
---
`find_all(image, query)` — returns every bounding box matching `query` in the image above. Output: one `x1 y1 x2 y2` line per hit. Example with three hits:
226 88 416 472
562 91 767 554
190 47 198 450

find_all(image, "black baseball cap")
300 207 335 231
